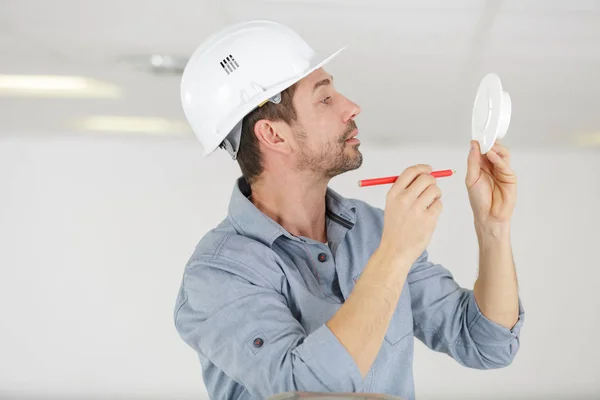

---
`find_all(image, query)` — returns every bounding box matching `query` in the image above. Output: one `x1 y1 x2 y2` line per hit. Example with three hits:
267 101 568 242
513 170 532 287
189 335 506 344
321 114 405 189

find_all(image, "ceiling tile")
501 0 600 13
491 13 600 38
261 0 484 9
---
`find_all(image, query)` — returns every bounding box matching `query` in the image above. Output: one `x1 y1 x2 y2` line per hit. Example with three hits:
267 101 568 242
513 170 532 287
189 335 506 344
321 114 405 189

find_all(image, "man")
173 20 524 400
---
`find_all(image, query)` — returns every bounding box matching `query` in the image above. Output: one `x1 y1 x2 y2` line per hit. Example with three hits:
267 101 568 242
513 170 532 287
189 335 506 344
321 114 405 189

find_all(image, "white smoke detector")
471 73 511 154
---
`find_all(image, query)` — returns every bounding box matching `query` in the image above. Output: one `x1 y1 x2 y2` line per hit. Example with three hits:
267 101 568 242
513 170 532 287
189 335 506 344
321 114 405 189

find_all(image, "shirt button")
253 338 264 348
318 253 327 262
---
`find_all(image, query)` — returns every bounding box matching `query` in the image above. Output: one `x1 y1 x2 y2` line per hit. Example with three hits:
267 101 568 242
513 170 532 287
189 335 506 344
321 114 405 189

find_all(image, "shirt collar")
227 177 356 247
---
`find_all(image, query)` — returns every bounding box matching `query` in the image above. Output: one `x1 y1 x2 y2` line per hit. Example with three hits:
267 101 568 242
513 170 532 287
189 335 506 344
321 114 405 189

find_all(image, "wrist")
475 221 511 243
376 242 415 272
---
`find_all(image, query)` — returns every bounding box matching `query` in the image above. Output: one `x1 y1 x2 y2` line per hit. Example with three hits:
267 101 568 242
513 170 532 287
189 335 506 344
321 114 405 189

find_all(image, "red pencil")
358 169 456 187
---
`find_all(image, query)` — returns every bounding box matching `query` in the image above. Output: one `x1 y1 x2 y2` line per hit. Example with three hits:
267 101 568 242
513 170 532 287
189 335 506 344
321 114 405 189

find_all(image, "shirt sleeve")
408 250 525 369
173 255 364 398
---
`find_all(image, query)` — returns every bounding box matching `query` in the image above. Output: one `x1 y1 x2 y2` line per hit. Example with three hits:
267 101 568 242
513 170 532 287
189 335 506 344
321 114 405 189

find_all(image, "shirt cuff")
466 293 525 344
294 324 364 392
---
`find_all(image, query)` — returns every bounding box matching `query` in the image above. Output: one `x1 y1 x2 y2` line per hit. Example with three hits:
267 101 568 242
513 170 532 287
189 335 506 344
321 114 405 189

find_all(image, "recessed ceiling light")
73 115 191 135
0 75 123 98
118 54 188 75
574 133 600 146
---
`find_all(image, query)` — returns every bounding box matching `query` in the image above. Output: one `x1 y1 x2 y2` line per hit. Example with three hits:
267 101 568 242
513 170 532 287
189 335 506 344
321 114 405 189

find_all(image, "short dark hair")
236 84 298 185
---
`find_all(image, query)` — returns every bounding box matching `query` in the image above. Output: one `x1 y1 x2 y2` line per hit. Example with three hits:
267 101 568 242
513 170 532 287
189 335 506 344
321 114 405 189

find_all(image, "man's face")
288 68 363 179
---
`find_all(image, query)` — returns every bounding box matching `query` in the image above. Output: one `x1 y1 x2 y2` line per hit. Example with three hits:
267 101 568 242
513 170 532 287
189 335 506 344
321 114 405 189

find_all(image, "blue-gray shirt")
174 178 524 400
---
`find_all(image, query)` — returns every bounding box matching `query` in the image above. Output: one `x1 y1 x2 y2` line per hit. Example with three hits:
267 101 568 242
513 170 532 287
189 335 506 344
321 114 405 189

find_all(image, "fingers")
486 150 518 185
388 164 443 212
486 149 514 177
406 173 436 197
389 164 432 194
466 140 482 188
491 141 511 164
427 197 443 216
467 141 512 188
417 183 442 209
400 171 441 210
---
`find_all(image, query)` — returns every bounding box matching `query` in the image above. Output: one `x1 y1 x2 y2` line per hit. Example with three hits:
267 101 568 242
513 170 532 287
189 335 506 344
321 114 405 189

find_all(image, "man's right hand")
380 164 443 265
327 164 443 378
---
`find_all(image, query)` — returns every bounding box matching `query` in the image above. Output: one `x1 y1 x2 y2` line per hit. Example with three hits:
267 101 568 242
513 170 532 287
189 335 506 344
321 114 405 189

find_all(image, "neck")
249 173 329 243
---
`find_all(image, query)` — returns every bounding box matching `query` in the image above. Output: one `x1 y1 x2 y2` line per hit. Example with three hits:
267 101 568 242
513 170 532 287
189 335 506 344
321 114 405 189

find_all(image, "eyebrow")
312 75 333 94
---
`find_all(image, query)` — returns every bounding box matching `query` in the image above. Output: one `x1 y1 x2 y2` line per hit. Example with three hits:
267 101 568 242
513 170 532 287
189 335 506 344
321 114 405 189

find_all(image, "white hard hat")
180 20 345 159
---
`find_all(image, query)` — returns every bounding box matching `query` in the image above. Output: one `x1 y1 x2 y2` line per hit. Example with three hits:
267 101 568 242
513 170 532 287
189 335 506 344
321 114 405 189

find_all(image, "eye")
321 96 331 104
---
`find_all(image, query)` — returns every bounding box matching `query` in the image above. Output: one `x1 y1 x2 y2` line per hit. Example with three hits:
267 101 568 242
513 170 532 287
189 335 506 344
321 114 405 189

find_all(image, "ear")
254 119 292 154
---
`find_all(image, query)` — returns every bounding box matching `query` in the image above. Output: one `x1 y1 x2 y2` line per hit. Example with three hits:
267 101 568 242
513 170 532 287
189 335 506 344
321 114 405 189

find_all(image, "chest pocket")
353 273 413 346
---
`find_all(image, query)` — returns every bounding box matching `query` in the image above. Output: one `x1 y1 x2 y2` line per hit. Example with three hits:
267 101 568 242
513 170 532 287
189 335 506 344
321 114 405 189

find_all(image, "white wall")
1 134 599 399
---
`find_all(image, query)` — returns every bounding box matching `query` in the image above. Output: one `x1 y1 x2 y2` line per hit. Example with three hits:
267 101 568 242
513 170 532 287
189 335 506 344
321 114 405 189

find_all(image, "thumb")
466 140 481 187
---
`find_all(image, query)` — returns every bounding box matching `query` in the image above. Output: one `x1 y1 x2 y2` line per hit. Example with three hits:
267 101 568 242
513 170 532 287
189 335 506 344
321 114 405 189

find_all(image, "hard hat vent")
220 55 240 75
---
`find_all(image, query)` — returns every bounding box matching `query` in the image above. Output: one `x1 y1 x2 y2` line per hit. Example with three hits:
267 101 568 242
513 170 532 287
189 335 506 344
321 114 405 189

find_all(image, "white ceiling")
1 0 600 149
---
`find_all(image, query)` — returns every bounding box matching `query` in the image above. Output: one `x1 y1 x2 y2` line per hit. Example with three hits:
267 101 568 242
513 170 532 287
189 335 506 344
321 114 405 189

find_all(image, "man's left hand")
465 140 517 228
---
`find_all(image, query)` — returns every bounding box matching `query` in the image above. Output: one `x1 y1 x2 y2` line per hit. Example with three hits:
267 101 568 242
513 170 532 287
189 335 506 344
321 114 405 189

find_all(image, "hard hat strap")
258 92 282 107
219 119 243 160
220 92 282 160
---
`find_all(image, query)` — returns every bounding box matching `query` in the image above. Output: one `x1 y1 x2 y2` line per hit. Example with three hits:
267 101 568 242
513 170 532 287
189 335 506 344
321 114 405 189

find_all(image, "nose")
343 97 361 123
